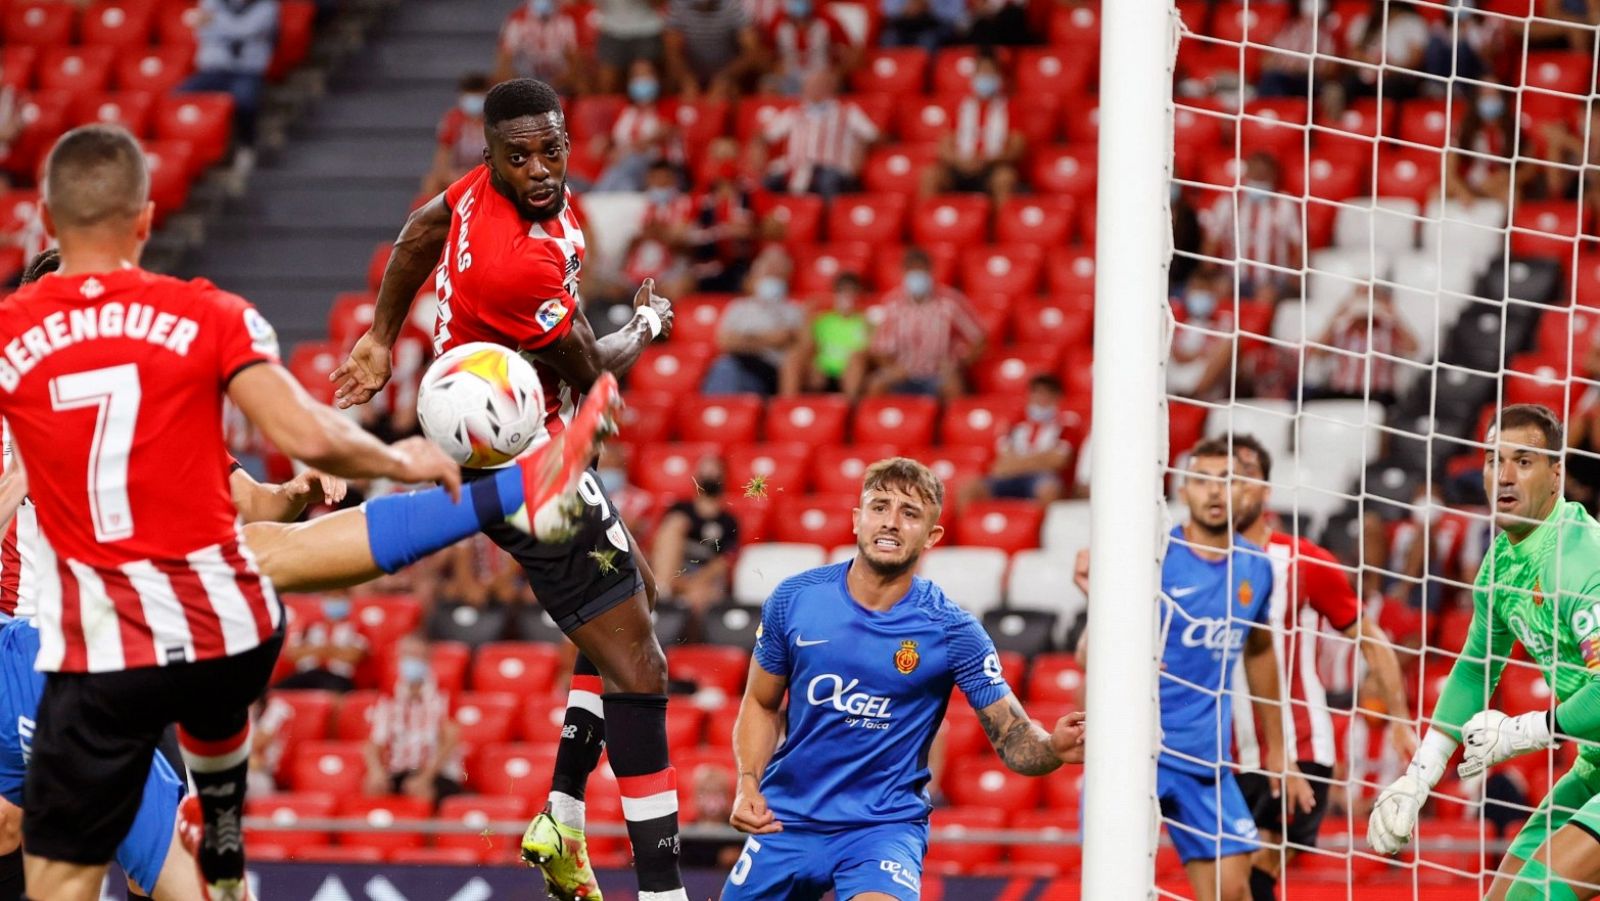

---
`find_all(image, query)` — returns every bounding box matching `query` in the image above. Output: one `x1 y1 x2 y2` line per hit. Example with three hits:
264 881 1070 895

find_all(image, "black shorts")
22 634 282 868
1236 760 1335 849
465 466 644 634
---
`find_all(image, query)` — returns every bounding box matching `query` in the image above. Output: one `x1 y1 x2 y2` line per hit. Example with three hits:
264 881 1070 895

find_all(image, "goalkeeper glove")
1367 731 1455 856
1458 709 1556 779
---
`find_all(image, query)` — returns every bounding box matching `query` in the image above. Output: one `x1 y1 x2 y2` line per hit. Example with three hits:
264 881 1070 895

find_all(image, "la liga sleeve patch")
243 308 280 359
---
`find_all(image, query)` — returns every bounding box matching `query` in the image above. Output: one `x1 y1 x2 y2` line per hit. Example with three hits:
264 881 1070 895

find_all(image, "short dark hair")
1229 433 1273 481
43 125 148 229
834 271 863 290
20 249 60 285
903 246 930 269
1495 404 1564 453
1027 373 1063 395
485 78 564 128
459 72 491 93
1188 436 1232 462
862 457 944 511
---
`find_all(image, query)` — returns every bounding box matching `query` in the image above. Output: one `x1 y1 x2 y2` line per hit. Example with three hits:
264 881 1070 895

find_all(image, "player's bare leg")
134 823 204 901
1183 853 1252 901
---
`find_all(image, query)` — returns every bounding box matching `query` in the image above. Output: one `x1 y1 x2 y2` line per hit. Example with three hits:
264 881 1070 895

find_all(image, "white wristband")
635 305 663 339
1407 729 1458 788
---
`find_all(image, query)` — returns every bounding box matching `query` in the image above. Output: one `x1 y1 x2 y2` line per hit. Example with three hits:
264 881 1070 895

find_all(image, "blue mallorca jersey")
1158 525 1273 775
752 561 1013 826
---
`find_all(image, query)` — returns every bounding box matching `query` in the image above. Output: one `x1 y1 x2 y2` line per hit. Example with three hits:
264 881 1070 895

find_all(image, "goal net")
1151 0 1600 897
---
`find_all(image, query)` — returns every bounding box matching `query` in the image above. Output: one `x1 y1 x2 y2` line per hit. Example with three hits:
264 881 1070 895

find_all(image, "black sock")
0 849 21 901
548 654 606 828
603 692 684 896
1250 866 1278 901
178 725 252 886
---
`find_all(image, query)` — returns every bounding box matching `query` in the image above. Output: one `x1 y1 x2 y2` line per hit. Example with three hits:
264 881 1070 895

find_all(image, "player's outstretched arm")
532 278 674 391
230 363 460 495
1348 618 1420 758
974 696 1082 774
331 193 452 408
730 661 786 835
1241 628 1316 815
229 466 348 525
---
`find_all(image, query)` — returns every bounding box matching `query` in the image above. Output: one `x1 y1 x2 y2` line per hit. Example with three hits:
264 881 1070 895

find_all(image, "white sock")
548 790 586 831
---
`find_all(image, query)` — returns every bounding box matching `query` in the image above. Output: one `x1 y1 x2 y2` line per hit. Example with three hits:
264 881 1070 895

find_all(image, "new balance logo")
200 783 238 798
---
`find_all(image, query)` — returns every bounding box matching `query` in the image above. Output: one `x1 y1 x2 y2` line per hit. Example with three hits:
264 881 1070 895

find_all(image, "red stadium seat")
272 689 335 748
1027 653 1084 703
155 1 202 48
1211 1 1289 45
665 295 728 349
849 92 896 137
326 290 376 352
667 644 750 697
143 138 198 209
72 90 154 135
633 344 714 397
1397 98 1460 148
332 690 382 740
154 93 234 168
366 242 392 291
515 693 567 743
955 501 1043 551
353 595 424 652
869 241 957 292
772 494 860 547
1496 662 1555 714
910 444 991 487
452 691 519 749
391 847 484 865
0 47 36 91
765 395 851 444
932 46 996 95
911 195 989 247
972 345 1065 395
0 189 39 236
337 796 431 854
436 795 530 855
678 396 762 444
861 143 935 196
896 95 958 144
725 442 811 497
1012 300 1092 352
736 95 798 143
4 2 75 47
962 244 1043 297
1374 145 1443 206
792 242 873 294
1524 51 1592 99
288 741 366 794
1014 47 1091 106
925 806 1005 873
1049 2 1099 50
393 641 471 696
941 395 1026 447
631 441 720 501
293 845 383 864
567 95 624 143
665 704 707 755
80 2 153 46
1282 145 1367 202
851 47 928 95
1512 199 1582 261
753 192 824 245
618 391 675 444
1008 810 1079 873
828 193 908 244
471 642 561 695
115 46 192 94
37 47 115 93
266 0 315 81
245 792 337 849
725 495 774 543
287 341 340 403
812 443 899 495
944 759 1042 811
1041 766 1085 813
668 97 729 151
996 196 1075 248
853 396 938 446
471 743 557 798
1029 145 1096 198
1238 99 1307 156
1172 101 1225 156
702 703 739 749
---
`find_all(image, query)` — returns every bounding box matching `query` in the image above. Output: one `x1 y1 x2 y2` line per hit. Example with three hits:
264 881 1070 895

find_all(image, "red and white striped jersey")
954 96 1012 162
764 99 880 193
996 413 1072 458
435 165 588 435
867 286 985 380
764 11 850 73
611 103 669 149
1231 531 1360 768
0 267 281 673
1201 192 1300 286
0 422 37 620
498 5 579 82
371 683 463 778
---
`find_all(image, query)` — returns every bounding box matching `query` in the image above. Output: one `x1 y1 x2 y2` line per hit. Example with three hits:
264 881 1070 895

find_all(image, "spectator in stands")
958 374 1073 508
701 246 807 395
1256 0 1343 98
1199 151 1302 295
247 691 294 797
1308 284 1419 407
0 85 19 190
182 0 281 174
679 764 743 869
494 0 584 93
594 0 667 95
1348 1 1427 98
623 160 698 299
968 0 1033 45
593 59 680 192
275 593 368 693
1169 183 1203 290
799 271 872 394
758 0 859 95
1528 0 1600 52
1446 82 1516 207
857 246 985 399
664 0 756 97
364 633 465 808
597 441 654 539
427 535 525 644
1422 2 1507 83
1167 269 1235 400
421 73 490 196
688 165 758 292
651 456 740 621
920 49 1023 205
880 0 966 50
758 68 879 198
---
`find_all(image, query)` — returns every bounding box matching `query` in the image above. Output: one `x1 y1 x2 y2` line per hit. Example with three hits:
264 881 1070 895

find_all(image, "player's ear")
850 507 861 535
133 201 155 242
39 202 56 240
925 522 944 549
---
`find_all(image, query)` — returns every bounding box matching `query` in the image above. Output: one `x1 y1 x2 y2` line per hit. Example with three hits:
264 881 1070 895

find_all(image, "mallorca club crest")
894 640 920 675
1238 579 1254 609
1533 578 1545 607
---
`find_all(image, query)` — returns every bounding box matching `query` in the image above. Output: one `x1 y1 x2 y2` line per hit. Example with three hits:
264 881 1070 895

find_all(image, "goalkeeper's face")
1484 424 1562 539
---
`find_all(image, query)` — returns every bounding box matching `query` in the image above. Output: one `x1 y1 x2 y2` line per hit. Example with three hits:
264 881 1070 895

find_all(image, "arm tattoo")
976 697 1063 777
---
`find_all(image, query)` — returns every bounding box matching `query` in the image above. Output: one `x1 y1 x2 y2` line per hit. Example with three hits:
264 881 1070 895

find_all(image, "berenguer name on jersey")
0 303 201 393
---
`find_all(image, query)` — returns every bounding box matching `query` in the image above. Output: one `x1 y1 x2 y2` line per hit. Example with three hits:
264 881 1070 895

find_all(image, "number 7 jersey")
0 268 281 673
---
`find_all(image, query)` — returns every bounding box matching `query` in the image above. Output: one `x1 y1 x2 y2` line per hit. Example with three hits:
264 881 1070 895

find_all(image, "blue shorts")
0 620 184 892
720 821 928 901
1156 762 1259 864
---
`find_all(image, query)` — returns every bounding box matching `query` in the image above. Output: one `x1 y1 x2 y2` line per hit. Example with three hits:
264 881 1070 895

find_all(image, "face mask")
598 467 627 496
628 78 659 104
530 0 555 16
1187 290 1216 319
323 598 350 621
786 0 811 17
756 275 787 302
903 270 932 297
399 657 430 685
1478 94 1504 120
459 94 485 117
699 477 725 497
647 186 676 206
1027 402 1057 423
973 73 1001 99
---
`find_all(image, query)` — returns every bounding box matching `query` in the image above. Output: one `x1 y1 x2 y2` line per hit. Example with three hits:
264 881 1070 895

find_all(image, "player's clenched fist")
730 776 783 835
1458 709 1555 778
330 331 394 409
1050 711 1086 764
1366 772 1429 855
633 277 675 341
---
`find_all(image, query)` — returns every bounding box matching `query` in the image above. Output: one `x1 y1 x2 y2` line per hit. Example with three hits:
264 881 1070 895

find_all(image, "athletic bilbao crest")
894 640 920 675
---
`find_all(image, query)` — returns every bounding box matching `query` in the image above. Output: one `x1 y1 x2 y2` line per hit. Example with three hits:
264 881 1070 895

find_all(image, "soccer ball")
417 342 545 468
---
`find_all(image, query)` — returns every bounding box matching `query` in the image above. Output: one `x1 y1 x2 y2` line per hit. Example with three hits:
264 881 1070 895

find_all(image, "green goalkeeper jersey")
1433 500 1600 760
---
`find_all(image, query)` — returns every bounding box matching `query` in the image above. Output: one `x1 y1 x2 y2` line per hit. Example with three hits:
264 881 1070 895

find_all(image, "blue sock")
364 467 525 573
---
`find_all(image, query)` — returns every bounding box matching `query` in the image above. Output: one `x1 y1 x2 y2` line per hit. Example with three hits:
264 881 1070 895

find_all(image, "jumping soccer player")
724 457 1085 901
1227 433 1417 901
7 126 616 901
1369 403 1600 901
331 77 683 900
